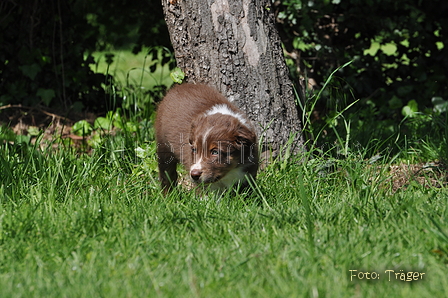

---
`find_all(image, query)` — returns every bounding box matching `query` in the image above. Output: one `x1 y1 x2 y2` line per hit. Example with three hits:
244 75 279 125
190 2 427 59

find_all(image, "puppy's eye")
210 149 219 156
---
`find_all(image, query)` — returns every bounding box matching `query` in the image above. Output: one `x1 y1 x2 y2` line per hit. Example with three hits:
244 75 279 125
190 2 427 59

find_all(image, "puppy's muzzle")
190 169 202 181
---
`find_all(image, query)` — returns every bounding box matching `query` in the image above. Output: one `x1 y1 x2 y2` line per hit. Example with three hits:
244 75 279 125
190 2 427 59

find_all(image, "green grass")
0 131 447 297
91 47 174 90
1 50 447 297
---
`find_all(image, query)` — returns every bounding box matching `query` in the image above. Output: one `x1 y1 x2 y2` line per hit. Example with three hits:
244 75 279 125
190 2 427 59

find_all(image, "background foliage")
271 0 448 160
0 0 169 111
0 0 447 160
1 0 446 111
274 0 447 109
1 0 102 110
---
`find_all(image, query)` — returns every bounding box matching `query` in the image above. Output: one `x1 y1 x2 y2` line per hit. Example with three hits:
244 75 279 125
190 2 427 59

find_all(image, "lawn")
0 47 447 298
90 47 174 90
0 131 447 297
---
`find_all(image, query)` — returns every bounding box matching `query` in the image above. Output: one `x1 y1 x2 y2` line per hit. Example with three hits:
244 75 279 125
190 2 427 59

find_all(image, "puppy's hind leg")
156 142 178 193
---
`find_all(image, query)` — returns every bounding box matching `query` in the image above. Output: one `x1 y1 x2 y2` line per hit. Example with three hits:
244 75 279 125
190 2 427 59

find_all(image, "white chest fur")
209 167 248 190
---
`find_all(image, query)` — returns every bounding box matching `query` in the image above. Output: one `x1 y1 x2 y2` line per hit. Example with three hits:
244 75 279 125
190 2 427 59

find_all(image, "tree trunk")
161 0 305 159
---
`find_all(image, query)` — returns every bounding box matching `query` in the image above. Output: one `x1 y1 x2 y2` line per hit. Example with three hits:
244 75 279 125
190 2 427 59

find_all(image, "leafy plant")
274 0 448 116
0 1 108 110
73 120 93 137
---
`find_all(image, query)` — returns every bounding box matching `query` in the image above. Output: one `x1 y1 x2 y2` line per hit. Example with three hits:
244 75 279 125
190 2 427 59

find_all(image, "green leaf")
170 68 185 84
94 117 113 130
135 146 147 159
401 106 414 118
71 101 85 113
125 121 138 133
111 111 124 129
87 133 103 148
36 88 55 106
0 126 16 142
73 120 93 136
15 134 31 144
401 100 418 118
388 96 402 109
432 97 448 113
407 99 418 112
27 126 40 136
397 85 413 96
19 64 41 80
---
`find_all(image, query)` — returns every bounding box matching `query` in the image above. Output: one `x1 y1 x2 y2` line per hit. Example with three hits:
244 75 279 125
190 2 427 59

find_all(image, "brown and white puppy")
155 83 258 194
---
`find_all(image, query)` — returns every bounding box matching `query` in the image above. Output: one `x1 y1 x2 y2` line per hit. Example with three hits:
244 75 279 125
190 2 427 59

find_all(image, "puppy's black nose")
190 169 202 181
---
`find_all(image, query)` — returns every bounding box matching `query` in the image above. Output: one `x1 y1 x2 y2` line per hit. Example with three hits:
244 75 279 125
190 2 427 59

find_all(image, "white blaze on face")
190 126 213 173
190 156 203 173
202 127 213 147
205 104 247 125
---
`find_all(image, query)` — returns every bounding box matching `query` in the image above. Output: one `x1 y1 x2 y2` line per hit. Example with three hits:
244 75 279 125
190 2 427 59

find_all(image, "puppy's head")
188 113 257 185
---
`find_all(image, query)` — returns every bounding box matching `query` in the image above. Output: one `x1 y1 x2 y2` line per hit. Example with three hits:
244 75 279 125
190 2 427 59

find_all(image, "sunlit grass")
1 47 447 298
0 128 447 297
90 48 173 89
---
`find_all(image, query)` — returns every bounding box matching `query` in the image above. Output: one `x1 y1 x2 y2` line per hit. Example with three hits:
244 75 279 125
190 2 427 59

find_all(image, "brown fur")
155 83 258 193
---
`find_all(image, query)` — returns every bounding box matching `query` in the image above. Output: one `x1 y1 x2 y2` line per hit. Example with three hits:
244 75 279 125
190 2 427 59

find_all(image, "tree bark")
161 0 305 158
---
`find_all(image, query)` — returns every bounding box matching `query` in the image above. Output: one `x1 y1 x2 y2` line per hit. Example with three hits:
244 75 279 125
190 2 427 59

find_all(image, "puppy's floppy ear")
189 117 199 144
235 124 256 147
188 129 194 145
